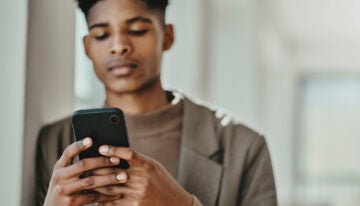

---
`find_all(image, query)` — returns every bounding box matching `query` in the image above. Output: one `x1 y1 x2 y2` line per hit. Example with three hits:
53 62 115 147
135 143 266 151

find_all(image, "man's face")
84 0 173 94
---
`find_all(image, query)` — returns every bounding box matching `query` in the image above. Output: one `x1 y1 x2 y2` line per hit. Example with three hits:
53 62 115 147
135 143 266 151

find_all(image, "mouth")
108 62 138 77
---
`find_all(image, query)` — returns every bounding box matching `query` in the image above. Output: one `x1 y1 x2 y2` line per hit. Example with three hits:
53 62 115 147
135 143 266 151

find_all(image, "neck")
105 78 169 114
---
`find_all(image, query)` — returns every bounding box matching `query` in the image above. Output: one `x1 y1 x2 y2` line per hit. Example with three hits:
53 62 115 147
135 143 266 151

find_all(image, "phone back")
72 108 130 169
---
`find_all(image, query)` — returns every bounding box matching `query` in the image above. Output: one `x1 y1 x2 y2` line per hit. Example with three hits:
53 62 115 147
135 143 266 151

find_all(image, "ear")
163 24 174 51
83 35 90 58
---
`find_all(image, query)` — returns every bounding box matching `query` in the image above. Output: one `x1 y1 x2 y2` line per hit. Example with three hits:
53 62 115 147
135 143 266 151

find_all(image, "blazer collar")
176 94 223 206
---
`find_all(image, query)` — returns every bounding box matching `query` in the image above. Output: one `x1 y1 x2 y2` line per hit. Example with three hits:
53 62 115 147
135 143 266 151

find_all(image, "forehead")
87 0 161 25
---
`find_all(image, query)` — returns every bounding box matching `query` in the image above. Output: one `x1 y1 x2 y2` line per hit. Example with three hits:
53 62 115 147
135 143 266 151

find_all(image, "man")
35 0 277 205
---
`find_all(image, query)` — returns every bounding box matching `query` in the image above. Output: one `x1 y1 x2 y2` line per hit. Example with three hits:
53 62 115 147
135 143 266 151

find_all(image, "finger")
61 156 121 178
94 180 144 197
91 168 125 176
99 146 138 162
55 138 92 168
93 184 128 196
101 197 135 206
64 171 128 194
73 191 121 205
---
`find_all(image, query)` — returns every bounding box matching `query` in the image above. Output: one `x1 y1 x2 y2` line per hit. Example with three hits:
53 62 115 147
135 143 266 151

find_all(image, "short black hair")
77 0 169 20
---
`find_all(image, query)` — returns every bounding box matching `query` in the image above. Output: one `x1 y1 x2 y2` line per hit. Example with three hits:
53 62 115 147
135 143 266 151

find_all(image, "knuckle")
109 174 117 183
111 168 117 174
76 140 84 149
51 171 62 184
77 160 87 170
89 192 100 202
105 186 114 193
102 157 112 165
133 200 140 206
63 196 72 205
126 148 135 159
138 187 147 198
54 184 65 195
84 176 95 187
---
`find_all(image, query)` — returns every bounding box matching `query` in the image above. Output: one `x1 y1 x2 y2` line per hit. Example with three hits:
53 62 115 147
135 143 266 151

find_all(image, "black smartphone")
71 108 130 169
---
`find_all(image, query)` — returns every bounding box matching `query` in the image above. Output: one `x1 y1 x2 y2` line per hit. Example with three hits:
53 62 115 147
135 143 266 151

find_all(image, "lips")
108 61 138 77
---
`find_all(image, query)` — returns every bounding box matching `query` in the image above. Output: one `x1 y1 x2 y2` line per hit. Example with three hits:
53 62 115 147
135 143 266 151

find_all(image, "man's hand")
43 138 128 206
94 145 194 206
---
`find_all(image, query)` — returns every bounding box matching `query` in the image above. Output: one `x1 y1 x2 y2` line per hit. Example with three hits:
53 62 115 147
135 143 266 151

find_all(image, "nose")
110 34 132 56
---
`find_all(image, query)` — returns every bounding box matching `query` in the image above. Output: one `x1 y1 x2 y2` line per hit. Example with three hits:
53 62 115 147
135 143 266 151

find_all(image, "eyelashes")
95 34 109 40
94 29 148 41
128 29 148 36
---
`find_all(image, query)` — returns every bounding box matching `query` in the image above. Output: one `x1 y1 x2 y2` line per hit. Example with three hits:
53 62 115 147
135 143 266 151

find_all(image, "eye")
95 33 109 40
128 29 148 36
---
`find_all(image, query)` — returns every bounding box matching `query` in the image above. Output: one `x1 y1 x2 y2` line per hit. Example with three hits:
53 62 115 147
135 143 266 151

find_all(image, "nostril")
110 46 130 55
121 48 128 55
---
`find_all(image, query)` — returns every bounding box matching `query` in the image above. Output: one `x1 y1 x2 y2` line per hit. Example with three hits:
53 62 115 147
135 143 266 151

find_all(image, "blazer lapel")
177 97 223 206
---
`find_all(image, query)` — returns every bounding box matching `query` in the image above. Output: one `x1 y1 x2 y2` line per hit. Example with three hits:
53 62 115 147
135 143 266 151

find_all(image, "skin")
43 138 128 205
83 0 174 114
95 145 194 206
44 0 193 205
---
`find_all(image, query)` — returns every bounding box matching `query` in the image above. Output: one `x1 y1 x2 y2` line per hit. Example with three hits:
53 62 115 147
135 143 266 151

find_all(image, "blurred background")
1 0 360 205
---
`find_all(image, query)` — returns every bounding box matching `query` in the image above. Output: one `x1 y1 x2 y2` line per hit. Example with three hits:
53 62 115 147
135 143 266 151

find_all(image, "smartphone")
71 108 130 169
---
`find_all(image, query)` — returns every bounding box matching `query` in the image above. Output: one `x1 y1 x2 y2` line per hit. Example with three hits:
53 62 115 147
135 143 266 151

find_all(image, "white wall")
164 0 259 126
0 0 28 205
162 0 206 99
252 0 360 205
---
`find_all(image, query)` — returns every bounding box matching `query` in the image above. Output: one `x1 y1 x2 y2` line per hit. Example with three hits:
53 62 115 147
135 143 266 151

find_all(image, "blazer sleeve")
34 117 73 205
238 135 278 206
34 125 53 206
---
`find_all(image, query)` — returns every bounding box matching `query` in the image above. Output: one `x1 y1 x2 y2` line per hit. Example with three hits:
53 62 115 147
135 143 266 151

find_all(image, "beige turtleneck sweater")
124 100 183 178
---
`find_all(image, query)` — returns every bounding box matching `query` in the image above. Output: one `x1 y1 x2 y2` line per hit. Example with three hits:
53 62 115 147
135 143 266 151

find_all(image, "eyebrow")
125 16 153 24
89 16 153 30
89 23 109 30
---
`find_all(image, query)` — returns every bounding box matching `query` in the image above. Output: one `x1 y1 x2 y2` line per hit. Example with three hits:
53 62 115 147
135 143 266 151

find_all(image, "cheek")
90 55 103 73
137 38 162 55
136 29 164 54
89 44 107 68
135 36 163 71
88 52 107 81
88 39 108 56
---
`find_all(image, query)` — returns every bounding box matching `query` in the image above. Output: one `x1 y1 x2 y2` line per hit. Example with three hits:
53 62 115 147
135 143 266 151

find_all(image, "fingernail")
82 138 92 146
99 145 109 154
110 157 120 164
116 172 127 181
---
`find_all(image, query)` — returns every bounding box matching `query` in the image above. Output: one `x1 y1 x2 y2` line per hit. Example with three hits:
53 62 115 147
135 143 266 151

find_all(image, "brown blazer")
35 94 277 206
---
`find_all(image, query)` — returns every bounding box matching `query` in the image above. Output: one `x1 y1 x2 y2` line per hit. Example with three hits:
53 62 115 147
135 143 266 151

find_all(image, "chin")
106 81 145 95
104 74 161 94
108 85 141 95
